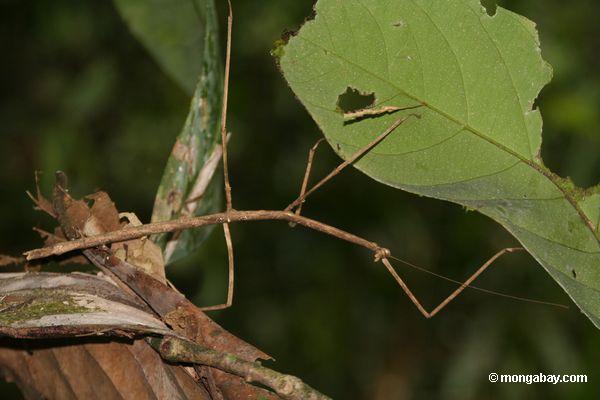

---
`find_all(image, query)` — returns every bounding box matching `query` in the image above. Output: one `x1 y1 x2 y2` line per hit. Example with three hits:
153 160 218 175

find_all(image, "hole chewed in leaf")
337 87 376 114
274 6 317 57
337 87 409 123
481 0 497 17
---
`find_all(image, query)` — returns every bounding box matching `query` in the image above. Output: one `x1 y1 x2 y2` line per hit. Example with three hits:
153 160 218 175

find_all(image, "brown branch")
153 336 331 400
50 173 278 398
24 210 386 261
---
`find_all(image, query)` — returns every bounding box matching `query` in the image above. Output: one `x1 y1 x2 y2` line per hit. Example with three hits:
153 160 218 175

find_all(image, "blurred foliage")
119 0 226 265
113 0 217 96
0 0 599 399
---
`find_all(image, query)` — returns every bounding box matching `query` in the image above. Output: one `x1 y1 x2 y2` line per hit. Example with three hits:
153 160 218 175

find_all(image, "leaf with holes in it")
114 0 224 265
278 0 600 327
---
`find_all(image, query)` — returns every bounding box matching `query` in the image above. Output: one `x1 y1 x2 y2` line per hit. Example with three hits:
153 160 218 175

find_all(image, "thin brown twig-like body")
294 138 325 219
23 212 565 315
24 112 561 320
285 114 419 212
205 0 236 312
154 336 331 400
24 210 384 261
429 248 519 317
381 248 528 318
221 0 233 211
343 105 402 121
381 257 430 316
388 254 568 309
201 223 235 311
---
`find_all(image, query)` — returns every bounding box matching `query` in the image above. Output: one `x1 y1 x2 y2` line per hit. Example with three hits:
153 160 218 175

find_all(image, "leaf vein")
409 0 470 122
468 7 533 157
354 0 391 79
340 126 465 157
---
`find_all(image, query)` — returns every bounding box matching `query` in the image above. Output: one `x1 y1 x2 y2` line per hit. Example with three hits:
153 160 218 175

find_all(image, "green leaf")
114 0 223 264
113 0 212 95
151 82 223 265
149 1 223 265
279 0 600 327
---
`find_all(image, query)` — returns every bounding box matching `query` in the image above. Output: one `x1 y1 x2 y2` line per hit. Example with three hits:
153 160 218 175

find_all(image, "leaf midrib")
294 34 600 247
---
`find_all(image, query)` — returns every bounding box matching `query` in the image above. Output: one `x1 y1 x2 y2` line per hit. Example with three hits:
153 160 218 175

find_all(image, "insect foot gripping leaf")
278 0 600 328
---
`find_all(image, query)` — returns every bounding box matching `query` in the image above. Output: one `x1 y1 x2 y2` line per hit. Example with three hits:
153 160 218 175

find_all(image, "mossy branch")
151 336 331 400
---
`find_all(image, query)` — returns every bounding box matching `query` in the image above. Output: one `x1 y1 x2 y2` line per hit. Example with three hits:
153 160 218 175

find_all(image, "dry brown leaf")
85 247 279 399
0 339 210 400
26 172 56 218
112 213 166 283
82 192 121 236
65 197 91 232
48 188 167 282
31 179 278 400
0 272 212 399
0 269 280 399
0 272 173 339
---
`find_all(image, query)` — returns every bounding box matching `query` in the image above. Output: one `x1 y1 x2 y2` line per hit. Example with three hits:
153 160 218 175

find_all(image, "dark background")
1 0 599 398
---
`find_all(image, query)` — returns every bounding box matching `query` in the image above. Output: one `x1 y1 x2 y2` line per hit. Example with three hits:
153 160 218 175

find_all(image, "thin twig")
285 114 419 212
221 0 233 211
24 210 386 261
153 336 331 400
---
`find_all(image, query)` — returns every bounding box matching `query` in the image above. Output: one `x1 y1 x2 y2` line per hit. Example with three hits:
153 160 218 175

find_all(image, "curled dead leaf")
0 272 172 339
112 213 166 283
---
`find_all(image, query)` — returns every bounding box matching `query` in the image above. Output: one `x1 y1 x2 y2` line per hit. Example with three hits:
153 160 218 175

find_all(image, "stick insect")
22 2 566 318
200 1 567 317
